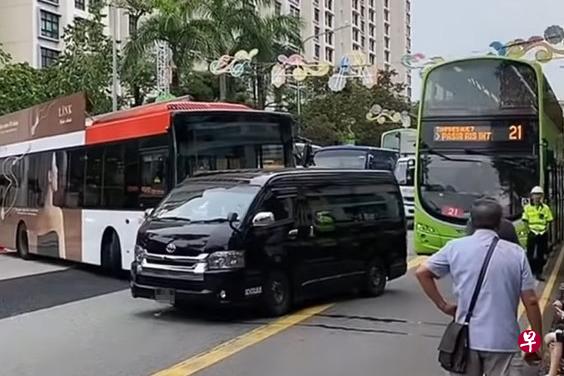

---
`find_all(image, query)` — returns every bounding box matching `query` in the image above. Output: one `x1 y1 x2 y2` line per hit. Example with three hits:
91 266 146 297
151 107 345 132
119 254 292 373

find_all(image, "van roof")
185 168 396 187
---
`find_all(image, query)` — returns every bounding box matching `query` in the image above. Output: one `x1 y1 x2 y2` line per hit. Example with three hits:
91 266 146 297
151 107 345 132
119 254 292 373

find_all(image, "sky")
411 0 564 101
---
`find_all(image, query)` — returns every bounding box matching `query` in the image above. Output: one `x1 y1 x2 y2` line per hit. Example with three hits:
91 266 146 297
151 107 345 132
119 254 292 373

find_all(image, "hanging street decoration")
366 104 410 127
328 52 378 92
271 54 331 88
400 53 445 77
209 49 259 77
490 25 564 63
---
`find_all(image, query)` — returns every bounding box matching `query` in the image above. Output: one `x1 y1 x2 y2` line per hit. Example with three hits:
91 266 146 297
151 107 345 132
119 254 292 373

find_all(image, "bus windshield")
423 60 538 117
314 149 367 169
419 152 538 222
174 112 293 181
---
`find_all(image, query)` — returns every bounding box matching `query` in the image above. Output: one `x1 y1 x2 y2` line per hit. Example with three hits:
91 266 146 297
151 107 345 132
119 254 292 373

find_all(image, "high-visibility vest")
522 203 554 235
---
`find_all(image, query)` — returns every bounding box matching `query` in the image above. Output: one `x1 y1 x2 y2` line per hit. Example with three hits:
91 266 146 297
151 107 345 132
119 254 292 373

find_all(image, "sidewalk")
0 253 69 281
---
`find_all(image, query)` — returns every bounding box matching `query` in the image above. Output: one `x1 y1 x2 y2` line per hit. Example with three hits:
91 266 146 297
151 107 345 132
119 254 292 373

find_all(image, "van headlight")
134 245 146 263
207 251 245 270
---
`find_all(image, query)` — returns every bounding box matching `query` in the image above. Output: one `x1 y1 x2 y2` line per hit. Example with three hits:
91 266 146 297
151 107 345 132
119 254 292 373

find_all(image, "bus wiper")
421 145 483 163
462 149 537 169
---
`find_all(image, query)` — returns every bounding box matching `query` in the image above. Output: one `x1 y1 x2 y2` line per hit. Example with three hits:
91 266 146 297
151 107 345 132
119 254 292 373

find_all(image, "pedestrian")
522 186 554 281
466 198 520 245
416 198 542 376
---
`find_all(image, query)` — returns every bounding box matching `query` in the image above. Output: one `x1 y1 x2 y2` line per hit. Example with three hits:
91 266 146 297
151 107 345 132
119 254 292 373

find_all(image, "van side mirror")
252 212 275 227
144 208 154 218
227 212 239 223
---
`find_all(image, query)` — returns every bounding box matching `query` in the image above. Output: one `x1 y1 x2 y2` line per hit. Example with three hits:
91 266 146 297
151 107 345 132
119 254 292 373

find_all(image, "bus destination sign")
433 124 524 143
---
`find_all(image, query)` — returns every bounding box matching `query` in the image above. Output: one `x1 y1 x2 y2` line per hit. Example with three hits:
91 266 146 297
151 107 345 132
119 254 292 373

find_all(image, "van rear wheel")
362 259 387 297
261 271 291 317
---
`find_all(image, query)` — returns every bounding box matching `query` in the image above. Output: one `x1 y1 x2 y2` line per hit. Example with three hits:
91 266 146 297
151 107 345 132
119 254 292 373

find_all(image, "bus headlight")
208 251 245 270
134 245 146 263
416 223 436 233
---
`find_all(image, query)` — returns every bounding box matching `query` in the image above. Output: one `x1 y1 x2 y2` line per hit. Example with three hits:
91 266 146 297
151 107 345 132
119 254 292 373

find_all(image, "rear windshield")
314 149 367 169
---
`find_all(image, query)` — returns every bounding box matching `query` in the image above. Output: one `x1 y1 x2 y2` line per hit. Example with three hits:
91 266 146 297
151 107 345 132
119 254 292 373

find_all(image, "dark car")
313 145 400 171
130 169 407 316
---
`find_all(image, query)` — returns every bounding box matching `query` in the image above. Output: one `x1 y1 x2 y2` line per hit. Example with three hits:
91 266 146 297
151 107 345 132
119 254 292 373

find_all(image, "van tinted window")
306 183 402 224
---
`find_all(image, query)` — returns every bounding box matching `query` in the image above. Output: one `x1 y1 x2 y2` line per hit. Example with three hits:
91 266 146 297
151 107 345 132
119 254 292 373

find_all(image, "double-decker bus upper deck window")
423 60 538 117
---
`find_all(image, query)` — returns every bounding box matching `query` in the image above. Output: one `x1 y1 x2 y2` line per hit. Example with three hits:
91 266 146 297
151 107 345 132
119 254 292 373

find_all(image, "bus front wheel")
16 223 32 260
101 230 122 276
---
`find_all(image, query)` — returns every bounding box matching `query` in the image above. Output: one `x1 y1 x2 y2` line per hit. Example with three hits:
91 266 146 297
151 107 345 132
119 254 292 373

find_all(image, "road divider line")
151 257 428 376
151 304 332 376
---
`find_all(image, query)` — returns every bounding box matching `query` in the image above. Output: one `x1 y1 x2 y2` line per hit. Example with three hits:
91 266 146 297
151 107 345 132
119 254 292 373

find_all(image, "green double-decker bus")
414 56 564 254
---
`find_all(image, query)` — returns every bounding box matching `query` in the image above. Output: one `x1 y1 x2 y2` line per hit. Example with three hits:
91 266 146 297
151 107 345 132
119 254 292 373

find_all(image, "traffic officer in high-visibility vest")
522 186 554 281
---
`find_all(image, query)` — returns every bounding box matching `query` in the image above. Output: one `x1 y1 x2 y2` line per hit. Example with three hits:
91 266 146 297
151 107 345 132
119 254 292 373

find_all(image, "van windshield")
152 183 260 222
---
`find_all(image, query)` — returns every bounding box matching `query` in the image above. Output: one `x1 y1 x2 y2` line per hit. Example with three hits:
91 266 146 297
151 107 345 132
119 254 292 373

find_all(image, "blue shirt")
426 229 537 352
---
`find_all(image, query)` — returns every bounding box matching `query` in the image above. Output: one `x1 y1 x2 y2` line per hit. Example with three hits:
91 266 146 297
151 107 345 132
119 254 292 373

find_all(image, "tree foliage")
299 70 411 146
45 0 113 114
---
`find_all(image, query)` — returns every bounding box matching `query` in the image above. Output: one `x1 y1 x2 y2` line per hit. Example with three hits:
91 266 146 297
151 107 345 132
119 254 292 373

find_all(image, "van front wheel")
362 259 387 297
261 271 291 317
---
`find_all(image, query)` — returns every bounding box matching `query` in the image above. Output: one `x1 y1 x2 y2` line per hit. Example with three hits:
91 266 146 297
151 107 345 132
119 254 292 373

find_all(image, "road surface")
0 232 560 376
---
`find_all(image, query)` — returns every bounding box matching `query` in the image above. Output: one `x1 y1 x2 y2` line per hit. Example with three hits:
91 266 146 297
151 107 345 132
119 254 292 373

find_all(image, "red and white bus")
0 93 295 273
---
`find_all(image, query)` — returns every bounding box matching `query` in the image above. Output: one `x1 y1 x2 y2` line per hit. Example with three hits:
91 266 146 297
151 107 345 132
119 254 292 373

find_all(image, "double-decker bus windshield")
418 59 540 223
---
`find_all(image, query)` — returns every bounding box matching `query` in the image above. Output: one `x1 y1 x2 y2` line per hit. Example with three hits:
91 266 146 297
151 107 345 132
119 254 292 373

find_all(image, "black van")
130 169 407 316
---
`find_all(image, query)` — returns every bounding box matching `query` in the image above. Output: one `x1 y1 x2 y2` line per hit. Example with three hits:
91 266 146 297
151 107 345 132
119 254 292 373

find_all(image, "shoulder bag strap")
464 237 499 324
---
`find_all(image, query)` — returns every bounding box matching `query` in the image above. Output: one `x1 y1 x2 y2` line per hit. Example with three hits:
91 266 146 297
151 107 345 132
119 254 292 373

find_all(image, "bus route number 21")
509 124 523 141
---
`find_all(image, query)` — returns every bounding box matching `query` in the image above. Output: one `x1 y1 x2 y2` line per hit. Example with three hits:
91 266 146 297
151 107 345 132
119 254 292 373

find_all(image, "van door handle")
288 229 298 239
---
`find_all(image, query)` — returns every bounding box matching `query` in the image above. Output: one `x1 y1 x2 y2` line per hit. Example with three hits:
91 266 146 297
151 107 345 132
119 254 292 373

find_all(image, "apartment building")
275 0 412 96
0 0 129 69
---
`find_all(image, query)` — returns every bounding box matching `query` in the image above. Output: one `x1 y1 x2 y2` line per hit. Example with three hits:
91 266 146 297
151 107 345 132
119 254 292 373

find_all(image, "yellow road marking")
151 304 331 376
152 257 427 376
519 246 564 327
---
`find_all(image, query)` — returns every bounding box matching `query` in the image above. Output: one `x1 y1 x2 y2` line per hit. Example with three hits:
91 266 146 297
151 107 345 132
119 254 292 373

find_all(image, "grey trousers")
447 350 518 376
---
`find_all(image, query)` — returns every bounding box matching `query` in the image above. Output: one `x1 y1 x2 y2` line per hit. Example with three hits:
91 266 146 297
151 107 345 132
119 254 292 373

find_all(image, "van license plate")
155 288 175 304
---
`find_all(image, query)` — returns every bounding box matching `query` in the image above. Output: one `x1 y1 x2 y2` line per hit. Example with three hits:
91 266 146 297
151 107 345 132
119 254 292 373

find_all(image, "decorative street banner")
366 104 410 127
209 49 259 77
400 53 445 77
271 54 331 88
490 25 564 63
328 52 378 92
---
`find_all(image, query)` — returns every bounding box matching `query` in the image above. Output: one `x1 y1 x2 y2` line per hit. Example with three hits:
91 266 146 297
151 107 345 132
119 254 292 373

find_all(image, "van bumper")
129 262 264 306
388 259 407 280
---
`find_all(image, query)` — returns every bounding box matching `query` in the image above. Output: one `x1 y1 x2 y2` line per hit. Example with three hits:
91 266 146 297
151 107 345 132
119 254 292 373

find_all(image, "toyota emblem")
166 242 176 254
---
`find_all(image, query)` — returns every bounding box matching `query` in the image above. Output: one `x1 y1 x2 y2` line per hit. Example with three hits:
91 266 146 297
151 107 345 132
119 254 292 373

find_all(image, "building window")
385 50 390 63
325 47 333 62
369 53 376 65
369 10 375 22
369 39 375 51
385 0 389 8
353 13 359 26
325 30 333 45
369 24 375 37
40 10 60 40
325 0 333 10
370 0 374 8
74 0 85 11
315 44 320 60
129 15 137 35
385 23 390 35
290 5 300 18
275 1 282 15
325 13 333 27
40 47 59 67
385 9 390 22
385 36 390 49
361 36 365 48
314 8 320 23
314 26 320 41
353 29 360 42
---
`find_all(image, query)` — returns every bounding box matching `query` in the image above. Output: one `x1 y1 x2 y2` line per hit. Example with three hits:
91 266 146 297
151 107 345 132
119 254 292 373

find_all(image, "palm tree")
122 0 212 96
199 0 302 107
